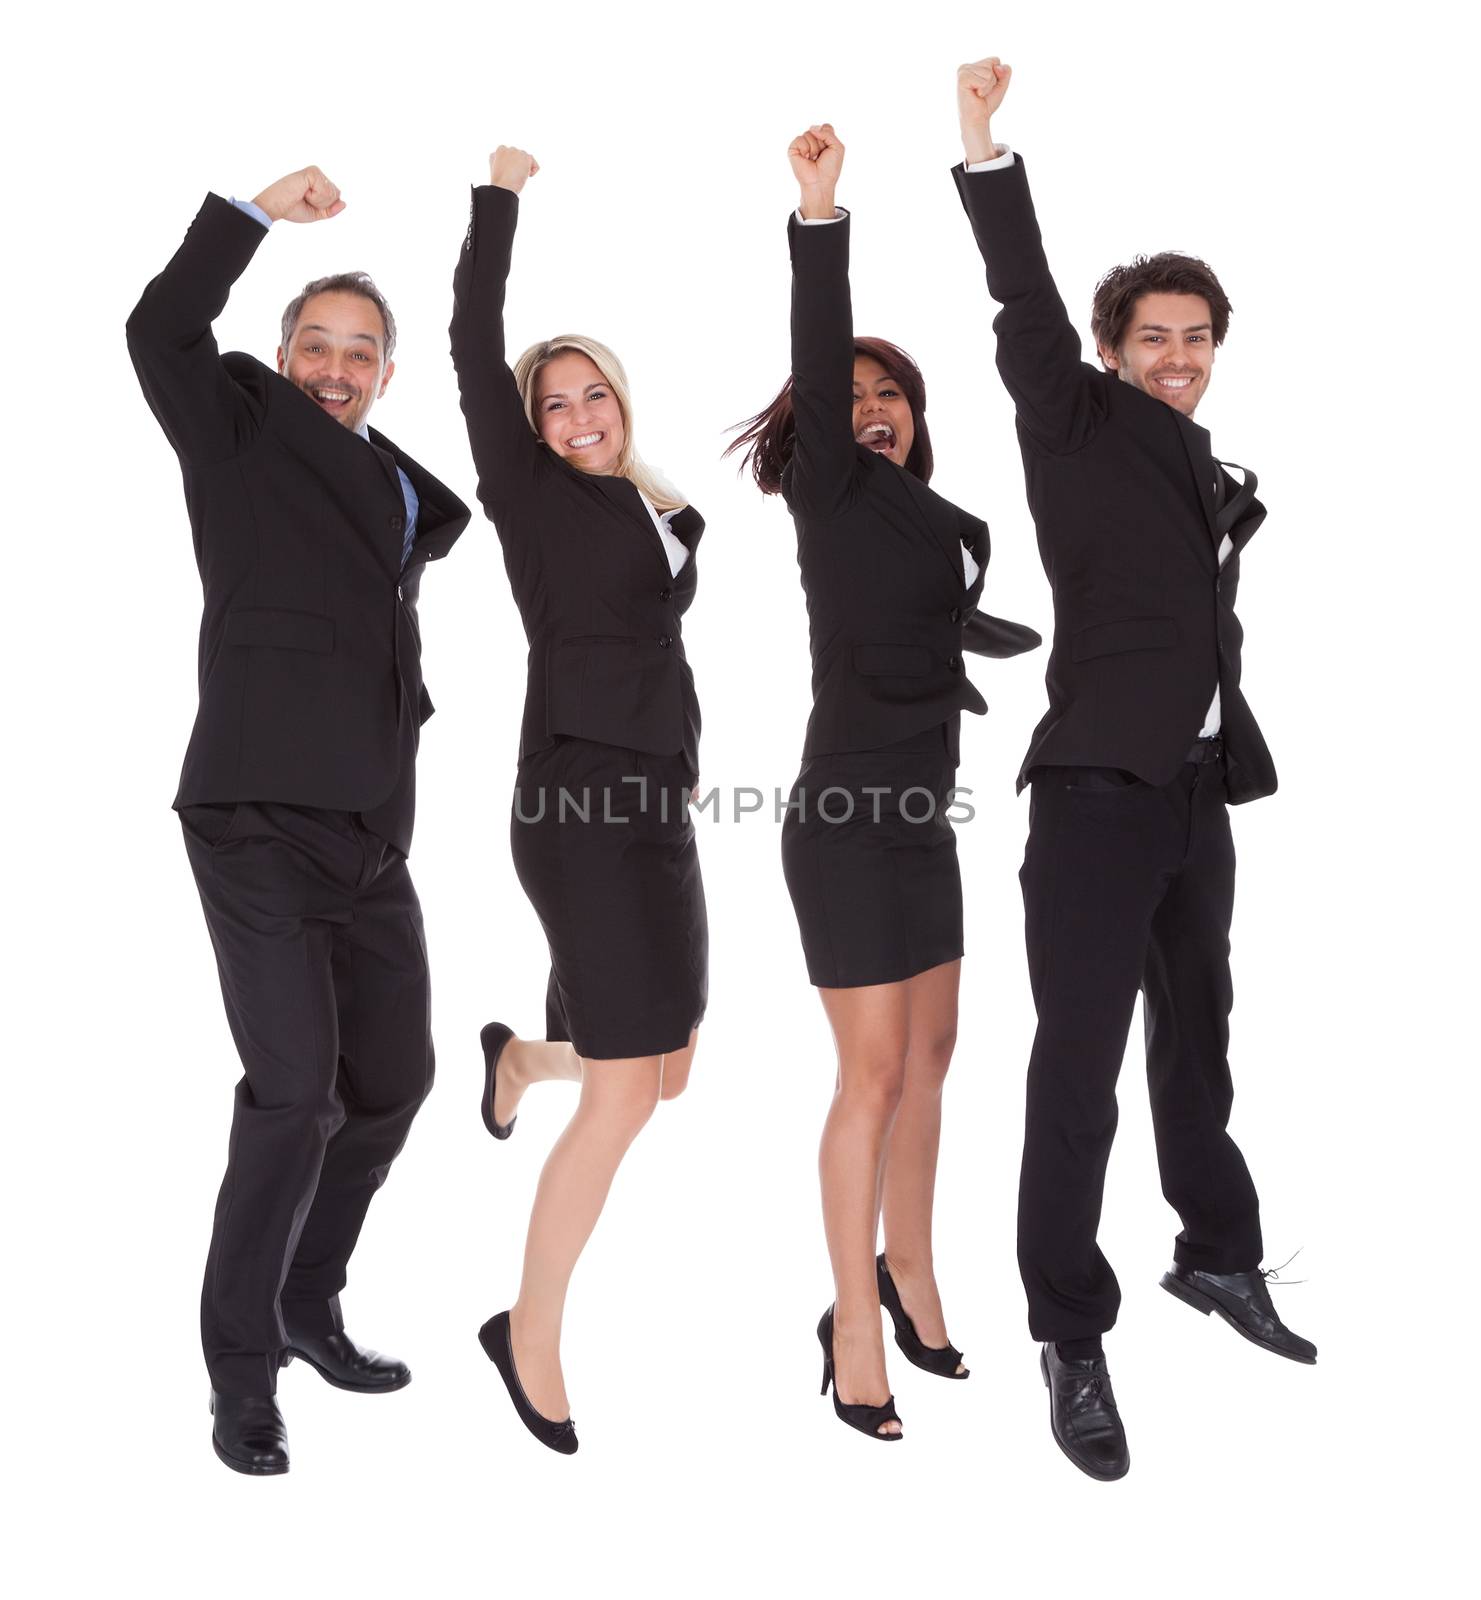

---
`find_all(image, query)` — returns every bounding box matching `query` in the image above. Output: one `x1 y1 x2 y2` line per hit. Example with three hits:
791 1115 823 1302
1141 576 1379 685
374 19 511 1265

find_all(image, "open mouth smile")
857 421 896 452
565 431 606 451
310 385 357 414
1151 374 1196 393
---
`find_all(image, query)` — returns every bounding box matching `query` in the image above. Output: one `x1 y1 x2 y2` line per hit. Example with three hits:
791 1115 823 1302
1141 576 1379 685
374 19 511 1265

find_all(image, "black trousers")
180 802 433 1396
1016 756 1263 1342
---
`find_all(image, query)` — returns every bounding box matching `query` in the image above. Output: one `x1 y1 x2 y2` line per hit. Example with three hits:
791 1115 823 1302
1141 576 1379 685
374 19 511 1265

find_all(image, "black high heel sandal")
817 1305 902 1441
479 1022 517 1140
876 1254 968 1379
477 1310 578 1455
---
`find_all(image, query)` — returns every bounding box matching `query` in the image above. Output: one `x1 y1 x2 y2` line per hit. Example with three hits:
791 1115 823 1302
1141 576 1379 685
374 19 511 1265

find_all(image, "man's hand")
789 124 844 220
251 166 345 224
957 58 1011 164
489 146 539 193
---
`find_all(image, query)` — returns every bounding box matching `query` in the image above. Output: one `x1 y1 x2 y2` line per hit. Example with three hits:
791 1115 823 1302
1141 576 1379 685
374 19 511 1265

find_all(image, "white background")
6 1 1475 1594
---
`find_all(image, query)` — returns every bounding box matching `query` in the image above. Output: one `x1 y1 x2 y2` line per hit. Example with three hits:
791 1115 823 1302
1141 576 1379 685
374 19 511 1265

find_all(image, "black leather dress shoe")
1161 1263 1317 1364
210 1392 289 1476
1040 1342 1130 1481
281 1330 412 1392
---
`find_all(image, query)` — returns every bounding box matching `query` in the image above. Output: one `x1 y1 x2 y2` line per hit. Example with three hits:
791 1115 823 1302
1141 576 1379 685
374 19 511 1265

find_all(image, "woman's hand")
489 146 540 193
957 58 1011 165
788 123 844 221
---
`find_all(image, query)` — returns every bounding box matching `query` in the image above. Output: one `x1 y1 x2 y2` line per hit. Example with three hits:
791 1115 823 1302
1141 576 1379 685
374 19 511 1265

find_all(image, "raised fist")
489 146 540 194
957 57 1012 130
251 167 345 224
788 124 845 194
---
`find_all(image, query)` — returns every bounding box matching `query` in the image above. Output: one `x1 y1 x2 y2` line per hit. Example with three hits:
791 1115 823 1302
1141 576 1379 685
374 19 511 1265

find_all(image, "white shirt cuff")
795 205 849 226
962 143 1014 174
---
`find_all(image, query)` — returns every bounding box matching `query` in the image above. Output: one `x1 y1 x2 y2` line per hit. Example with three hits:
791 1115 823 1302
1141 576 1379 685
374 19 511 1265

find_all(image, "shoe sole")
1040 1346 1130 1482
1159 1274 1317 1365
211 1433 289 1476
479 1023 517 1141
281 1348 413 1393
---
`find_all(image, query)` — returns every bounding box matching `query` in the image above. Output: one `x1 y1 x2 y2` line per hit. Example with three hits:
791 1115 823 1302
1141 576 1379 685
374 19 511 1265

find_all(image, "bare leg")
493 1038 582 1129
880 958 965 1371
508 1026 698 1422
818 982 910 1435
658 1029 699 1100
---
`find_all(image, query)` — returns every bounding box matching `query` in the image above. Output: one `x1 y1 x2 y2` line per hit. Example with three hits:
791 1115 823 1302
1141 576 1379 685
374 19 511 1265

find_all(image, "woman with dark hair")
730 124 1038 1441
450 146 708 1455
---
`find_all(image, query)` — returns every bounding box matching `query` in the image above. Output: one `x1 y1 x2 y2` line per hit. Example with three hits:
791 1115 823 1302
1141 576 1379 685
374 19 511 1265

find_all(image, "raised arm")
449 146 547 522
784 123 857 515
126 166 344 464
950 61 1103 454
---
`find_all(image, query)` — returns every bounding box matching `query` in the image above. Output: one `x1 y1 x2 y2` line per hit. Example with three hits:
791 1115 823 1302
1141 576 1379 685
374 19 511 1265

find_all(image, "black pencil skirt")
780 717 964 989
510 735 708 1060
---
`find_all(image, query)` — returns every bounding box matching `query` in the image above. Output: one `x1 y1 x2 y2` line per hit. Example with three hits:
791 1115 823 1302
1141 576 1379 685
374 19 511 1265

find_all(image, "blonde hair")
513 334 684 512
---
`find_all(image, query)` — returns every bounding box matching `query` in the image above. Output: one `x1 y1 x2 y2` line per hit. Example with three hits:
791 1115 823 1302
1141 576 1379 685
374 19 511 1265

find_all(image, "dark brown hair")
726 336 934 495
1090 253 1231 366
280 271 398 360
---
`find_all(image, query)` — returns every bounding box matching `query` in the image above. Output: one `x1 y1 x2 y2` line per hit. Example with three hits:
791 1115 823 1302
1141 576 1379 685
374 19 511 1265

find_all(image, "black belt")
1185 735 1224 765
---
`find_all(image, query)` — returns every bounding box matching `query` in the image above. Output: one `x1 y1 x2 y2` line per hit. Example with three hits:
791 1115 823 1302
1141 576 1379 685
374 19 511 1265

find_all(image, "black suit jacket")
952 156 1276 804
449 185 703 779
126 194 470 853
784 211 1038 760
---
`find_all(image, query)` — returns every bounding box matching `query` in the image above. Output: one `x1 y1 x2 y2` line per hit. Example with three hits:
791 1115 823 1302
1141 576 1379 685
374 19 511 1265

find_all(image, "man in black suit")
128 165 469 1475
950 63 1314 1480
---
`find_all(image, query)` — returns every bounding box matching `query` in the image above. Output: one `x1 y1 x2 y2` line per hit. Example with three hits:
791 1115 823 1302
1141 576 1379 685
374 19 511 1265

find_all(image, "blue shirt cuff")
229 196 273 230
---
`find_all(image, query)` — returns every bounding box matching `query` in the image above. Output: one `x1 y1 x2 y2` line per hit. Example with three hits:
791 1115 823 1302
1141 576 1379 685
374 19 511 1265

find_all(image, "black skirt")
780 718 963 989
510 736 708 1060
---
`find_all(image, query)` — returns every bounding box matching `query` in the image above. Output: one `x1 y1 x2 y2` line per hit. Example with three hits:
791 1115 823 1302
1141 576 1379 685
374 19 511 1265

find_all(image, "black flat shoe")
210 1391 289 1476
1041 1342 1128 1481
479 1022 517 1140
817 1305 902 1441
281 1329 411 1392
875 1254 967 1379
478 1310 578 1455
1161 1263 1317 1364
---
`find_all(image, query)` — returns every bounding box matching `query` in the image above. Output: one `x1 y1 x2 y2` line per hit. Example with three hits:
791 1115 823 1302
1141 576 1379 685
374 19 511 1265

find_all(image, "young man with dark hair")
950 61 1314 1481
127 166 469 1475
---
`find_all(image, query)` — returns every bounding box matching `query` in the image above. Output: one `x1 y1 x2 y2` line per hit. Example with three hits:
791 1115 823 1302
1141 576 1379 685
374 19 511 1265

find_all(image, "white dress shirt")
637 490 690 577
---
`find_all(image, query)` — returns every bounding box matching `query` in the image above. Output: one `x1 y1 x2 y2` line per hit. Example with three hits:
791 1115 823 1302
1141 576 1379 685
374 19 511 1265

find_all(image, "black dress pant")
1017 755 1262 1342
180 802 433 1396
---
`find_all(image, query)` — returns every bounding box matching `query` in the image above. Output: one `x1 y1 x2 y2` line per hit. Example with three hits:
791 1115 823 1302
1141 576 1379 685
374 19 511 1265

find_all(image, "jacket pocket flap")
853 643 932 677
226 608 335 654
1071 616 1177 662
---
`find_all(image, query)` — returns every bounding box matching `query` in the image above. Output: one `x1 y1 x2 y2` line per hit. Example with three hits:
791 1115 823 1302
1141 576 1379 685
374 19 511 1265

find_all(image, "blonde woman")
450 147 707 1453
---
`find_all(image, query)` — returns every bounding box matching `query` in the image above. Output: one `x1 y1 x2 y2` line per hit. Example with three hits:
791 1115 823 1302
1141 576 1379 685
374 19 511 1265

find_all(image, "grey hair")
280 271 397 359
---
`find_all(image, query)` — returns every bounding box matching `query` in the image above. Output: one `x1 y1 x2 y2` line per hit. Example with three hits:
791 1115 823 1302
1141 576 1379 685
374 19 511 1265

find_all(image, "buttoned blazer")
952 156 1276 804
783 212 1039 760
126 195 470 852
449 185 703 779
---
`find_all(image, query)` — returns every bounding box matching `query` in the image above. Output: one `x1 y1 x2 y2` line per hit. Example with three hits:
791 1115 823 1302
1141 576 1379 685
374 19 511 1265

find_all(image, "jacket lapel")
1171 409 1222 572
874 454 974 588
574 471 678 580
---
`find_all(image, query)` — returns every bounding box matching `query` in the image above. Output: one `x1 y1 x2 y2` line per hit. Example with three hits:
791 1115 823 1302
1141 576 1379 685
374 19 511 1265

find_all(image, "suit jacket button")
949 607 961 624
948 654 961 671
390 514 405 534
659 635 673 649
659 586 673 601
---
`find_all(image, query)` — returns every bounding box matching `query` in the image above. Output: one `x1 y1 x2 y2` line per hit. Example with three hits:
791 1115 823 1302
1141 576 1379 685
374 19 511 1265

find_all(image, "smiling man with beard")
949 62 1316 1481
127 165 469 1476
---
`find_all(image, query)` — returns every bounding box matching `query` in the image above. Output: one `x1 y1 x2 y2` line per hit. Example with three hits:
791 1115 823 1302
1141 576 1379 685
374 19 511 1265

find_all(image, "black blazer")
126 194 470 853
952 156 1277 805
783 212 1038 760
449 185 703 779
